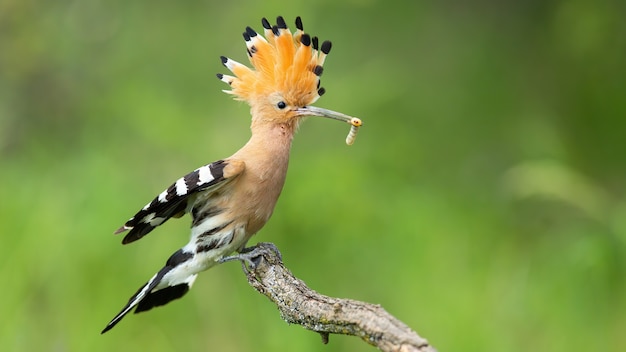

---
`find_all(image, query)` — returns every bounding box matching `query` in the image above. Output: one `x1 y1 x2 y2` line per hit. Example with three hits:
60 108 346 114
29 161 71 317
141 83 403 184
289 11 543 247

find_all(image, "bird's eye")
277 101 287 109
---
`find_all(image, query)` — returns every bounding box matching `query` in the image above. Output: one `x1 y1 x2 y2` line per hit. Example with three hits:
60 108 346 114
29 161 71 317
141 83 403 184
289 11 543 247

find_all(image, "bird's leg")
218 242 282 270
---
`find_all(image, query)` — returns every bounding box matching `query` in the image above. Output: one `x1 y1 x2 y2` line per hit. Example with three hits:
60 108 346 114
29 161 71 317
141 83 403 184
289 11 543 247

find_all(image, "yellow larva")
346 117 362 145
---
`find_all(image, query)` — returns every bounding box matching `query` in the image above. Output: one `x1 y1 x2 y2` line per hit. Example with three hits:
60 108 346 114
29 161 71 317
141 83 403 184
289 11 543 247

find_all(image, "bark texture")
238 243 437 352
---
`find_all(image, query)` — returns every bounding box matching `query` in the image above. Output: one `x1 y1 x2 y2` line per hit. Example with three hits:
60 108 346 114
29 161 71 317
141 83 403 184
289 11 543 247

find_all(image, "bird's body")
102 16 360 333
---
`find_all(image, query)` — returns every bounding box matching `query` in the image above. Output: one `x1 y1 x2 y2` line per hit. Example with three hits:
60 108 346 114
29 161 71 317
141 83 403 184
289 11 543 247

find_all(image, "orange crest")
217 16 331 108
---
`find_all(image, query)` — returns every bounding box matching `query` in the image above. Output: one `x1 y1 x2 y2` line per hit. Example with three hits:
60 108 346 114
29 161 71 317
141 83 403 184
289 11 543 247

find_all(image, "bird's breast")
235 159 289 235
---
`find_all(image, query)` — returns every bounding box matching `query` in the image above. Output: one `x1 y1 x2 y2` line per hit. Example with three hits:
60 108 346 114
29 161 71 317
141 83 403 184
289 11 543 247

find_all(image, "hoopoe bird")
101 16 362 333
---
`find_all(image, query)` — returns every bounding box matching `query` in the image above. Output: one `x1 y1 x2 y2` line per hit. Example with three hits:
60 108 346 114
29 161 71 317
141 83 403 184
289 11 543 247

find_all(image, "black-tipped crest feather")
295 16 303 31
321 40 332 54
261 18 271 29
245 26 257 37
313 65 324 76
276 16 287 29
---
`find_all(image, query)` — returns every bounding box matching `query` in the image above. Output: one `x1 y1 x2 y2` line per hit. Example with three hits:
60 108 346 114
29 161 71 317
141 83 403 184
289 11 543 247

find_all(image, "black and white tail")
101 248 197 334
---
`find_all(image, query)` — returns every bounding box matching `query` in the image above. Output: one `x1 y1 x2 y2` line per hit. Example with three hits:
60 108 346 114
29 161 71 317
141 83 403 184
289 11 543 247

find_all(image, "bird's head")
218 16 361 139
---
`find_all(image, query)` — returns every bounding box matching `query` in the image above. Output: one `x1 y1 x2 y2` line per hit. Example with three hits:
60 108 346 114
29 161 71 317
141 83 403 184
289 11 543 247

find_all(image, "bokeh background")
1 0 625 351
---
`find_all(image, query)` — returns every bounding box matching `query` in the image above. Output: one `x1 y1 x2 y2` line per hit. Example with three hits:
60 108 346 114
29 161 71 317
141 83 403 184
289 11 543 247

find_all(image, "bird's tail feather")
101 264 196 334
135 282 191 313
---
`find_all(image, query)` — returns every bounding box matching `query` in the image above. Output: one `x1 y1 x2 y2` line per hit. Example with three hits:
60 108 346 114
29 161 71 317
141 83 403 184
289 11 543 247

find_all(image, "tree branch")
237 242 436 352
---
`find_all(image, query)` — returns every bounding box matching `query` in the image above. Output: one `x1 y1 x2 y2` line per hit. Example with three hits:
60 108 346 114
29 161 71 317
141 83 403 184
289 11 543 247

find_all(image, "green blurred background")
2 0 625 351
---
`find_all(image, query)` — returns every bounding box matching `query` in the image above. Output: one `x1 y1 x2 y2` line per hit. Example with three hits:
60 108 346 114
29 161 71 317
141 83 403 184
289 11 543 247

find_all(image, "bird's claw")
218 242 282 270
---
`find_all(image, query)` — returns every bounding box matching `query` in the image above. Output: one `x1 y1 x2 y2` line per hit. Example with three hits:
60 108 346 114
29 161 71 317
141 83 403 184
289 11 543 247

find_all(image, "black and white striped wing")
115 160 238 244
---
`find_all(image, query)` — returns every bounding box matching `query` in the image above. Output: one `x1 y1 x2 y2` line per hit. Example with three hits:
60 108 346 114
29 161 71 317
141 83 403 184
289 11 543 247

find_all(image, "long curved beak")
295 106 362 145
296 106 361 126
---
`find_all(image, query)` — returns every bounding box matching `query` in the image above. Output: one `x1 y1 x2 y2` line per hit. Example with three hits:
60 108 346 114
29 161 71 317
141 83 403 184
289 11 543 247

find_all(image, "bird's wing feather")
115 159 244 244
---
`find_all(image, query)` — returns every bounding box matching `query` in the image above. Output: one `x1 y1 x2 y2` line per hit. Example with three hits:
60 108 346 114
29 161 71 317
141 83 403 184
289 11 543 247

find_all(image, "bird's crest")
217 16 331 108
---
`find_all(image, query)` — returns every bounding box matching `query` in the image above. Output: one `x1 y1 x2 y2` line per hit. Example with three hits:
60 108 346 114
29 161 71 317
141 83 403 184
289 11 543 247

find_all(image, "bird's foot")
218 242 282 270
